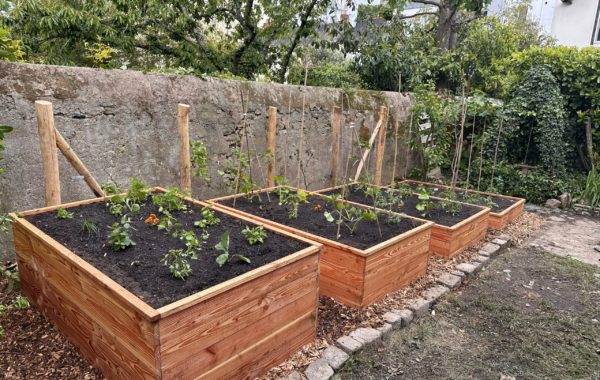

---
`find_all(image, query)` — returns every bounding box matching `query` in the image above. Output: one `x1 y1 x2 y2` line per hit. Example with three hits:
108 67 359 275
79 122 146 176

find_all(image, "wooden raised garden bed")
399 179 525 230
208 187 434 309
12 188 321 380
313 183 490 259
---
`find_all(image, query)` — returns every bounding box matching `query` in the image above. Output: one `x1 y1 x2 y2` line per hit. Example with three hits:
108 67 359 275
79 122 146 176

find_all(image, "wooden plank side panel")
199 311 316 380
159 254 319 379
318 245 365 307
13 223 159 380
430 212 489 258
507 199 525 224
362 226 431 306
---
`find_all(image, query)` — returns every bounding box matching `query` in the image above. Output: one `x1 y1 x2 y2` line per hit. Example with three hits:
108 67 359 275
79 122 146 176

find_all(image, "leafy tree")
0 27 25 62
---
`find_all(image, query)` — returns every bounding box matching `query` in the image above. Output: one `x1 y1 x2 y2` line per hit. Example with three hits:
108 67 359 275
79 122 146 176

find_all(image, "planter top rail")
11 186 322 320
208 185 434 258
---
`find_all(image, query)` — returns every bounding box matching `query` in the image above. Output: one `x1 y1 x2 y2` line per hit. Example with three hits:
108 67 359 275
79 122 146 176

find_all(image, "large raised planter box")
314 184 490 259
399 179 525 230
12 189 321 380
208 187 434 308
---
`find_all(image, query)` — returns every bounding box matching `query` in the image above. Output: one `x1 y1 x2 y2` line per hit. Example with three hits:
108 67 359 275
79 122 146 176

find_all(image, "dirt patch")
337 247 600 380
219 192 423 250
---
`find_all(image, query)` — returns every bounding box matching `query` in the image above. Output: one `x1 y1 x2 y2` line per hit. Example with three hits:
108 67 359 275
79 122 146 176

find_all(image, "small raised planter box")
12 188 321 380
208 187 434 309
314 184 490 259
399 179 525 230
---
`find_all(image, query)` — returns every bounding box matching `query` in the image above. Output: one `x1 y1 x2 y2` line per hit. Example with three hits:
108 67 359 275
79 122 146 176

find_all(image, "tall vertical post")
374 106 388 185
266 106 277 187
35 100 61 206
330 106 342 186
178 104 191 193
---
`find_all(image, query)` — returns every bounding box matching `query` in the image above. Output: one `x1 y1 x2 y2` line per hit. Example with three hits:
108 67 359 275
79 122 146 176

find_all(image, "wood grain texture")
35 100 61 206
12 191 321 379
208 187 433 308
399 179 525 230
330 106 342 187
178 104 191 192
374 106 388 186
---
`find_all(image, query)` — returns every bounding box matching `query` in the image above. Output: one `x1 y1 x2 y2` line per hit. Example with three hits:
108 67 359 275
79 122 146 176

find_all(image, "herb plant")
324 194 378 238
161 249 196 280
157 210 180 232
126 177 150 203
415 192 436 217
56 208 74 219
80 218 99 237
242 225 267 245
218 148 259 200
194 207 221 228
152 187 187 212
190 140 209 181
108 215 136 251
438 190 463 215
0 214 14 233
215 231 250 267
273 180 307 219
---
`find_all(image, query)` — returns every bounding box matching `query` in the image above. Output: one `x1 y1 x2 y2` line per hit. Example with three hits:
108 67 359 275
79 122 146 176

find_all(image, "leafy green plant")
462 191 498 209
157 210 180 232
581 165 600 207
101 182 121 195
324 194 378 238
273 179 308 219
56 207 74 219
194 207 221 228
161 249 195 280
191 140 209 181
80 218 99 237
215 231 250 267
126 177 150 203
0 262 20 294
242 225 267 245
438 190 463 216
108 215 136 251
0 295 29 338
152 187 187 212
0 125 13 176
415 192 436 217
218 148 259 200
0 214 14 233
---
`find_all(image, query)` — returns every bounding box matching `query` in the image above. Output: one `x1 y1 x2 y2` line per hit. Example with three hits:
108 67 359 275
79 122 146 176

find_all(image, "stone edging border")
284 235 512 380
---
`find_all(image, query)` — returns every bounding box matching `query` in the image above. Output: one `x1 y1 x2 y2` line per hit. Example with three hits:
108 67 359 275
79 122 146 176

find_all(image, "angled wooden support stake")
354 106 388 183
374 106 388 185
54 128 104 197
330 106 342 186
35 100 61 206
266 106 277 187
178 104 191 192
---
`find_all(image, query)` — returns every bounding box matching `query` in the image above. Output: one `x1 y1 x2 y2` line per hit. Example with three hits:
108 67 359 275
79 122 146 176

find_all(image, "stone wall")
0 62 417 259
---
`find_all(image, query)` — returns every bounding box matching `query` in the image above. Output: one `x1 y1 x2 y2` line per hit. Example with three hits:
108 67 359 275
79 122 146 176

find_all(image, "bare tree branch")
411 0 441 7
396 11 439 20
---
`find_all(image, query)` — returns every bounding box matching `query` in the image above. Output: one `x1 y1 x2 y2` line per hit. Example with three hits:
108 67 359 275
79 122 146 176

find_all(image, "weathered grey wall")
0 62 417 259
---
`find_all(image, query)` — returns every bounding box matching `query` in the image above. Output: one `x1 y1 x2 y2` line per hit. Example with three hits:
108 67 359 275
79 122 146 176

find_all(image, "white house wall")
551 0 600 47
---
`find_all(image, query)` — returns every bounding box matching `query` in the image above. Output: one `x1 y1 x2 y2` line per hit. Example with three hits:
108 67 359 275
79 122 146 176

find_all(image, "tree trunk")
435 0 456 53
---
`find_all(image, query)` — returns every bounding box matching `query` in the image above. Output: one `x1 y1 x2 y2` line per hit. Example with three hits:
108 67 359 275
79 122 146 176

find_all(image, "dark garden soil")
26 196 309 309
402 182 517 213
319 186 484 227
219 192 425 250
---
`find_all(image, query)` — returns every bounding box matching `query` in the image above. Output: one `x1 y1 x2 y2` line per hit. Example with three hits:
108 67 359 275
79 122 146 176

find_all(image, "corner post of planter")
266 106 277 187
35 100 61 206
374 105 388 186
178 103 191 193
330 106 342 186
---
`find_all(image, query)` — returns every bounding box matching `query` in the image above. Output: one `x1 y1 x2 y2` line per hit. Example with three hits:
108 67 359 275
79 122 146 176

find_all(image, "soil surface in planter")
400 183 516 213
26 197 309 309
319 186 483 227
219 192 423 250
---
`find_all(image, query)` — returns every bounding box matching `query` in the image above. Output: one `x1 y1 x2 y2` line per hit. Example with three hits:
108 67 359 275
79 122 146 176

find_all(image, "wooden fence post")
267 106 277 187
35 100 61 206
178 104 191 192
374 106 388 185
330 106 342 186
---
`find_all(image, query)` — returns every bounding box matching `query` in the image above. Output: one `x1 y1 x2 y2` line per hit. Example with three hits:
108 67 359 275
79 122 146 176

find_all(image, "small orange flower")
313 204 322 211
145 213 160 226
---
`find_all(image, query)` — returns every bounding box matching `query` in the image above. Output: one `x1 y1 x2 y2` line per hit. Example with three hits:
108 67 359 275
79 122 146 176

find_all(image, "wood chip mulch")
0 212 543 380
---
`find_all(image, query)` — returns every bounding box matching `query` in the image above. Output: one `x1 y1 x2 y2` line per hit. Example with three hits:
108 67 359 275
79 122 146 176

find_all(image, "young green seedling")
127 177 151 203
274 181 308 219
215 231 251 267
56 208 74 219
108 215 136 251
242 225 267 245
80 218 99 237
152 187 187 213
324 194 378 239
439 190 462 216
190 140 210 181
194 207 221 228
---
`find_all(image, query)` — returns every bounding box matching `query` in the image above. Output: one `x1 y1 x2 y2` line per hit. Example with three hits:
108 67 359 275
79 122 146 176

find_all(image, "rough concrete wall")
0 61 418 259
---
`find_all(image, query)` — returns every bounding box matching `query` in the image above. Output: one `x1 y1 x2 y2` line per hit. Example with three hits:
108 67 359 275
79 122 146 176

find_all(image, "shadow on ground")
337 247 600 380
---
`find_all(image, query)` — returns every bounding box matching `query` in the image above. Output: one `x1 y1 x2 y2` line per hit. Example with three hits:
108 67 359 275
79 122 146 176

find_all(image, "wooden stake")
35 100 61 206
178 104 191 193
374 106 388 185
354 106 387 183
330 106 342 186
477 119 487 191
490 115 504 189
266 106 277 187
54 128 104 197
